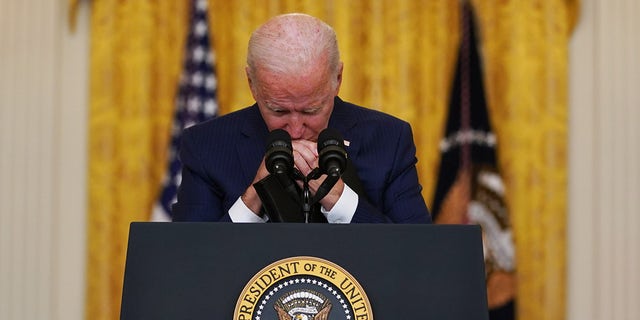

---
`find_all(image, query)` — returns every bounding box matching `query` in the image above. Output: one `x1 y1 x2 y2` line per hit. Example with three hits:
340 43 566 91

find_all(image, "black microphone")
255 129 303 222
317 128 347 177
265 129 294 175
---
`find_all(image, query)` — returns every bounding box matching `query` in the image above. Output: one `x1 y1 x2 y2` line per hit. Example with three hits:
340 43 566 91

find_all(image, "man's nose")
287 115 304 139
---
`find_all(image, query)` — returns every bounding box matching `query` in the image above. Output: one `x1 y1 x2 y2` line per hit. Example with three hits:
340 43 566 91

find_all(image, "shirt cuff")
229 196 269 223
321 183 358 224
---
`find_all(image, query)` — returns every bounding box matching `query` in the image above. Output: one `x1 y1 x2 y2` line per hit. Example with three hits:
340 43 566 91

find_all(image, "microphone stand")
301 169 343 223
302 178 311 223
302 168 322 223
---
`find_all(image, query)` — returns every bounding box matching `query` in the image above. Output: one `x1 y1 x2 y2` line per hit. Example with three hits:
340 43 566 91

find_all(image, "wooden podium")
120 223 489 319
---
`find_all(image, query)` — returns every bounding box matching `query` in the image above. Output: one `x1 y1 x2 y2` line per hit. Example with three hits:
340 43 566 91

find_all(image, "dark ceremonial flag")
431 2 516 319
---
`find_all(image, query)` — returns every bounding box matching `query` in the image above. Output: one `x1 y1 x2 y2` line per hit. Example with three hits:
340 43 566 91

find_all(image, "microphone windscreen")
266 129 292 149
317 128 347 175
317 128 344 151
265 129 294 175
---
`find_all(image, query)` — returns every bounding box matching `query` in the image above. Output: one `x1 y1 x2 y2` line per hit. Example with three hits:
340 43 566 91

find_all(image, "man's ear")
335 62 344 95
246 66 258 100
245 66 253 88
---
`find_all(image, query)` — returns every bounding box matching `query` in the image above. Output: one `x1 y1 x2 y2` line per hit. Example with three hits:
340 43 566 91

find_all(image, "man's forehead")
257 76 333 107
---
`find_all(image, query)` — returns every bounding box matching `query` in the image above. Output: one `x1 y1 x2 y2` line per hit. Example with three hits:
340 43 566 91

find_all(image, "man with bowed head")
172 13 431 224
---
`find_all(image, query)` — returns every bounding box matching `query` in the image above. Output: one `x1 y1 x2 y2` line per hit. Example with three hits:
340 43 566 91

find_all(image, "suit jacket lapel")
328 97 368 200
328 97 361 158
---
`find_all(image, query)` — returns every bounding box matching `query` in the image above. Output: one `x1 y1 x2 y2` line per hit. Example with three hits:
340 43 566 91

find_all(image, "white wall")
0 1 88 319
0 0 639 319
568 0 640 319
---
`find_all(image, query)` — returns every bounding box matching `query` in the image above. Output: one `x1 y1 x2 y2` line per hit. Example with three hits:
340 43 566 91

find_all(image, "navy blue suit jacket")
172 97 431 223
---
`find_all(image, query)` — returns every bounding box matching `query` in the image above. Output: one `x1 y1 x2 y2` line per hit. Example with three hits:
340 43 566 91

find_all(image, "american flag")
151 0 218 221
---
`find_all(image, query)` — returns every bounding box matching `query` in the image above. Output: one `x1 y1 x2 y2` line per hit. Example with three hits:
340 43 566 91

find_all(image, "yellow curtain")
87 1 189 318
86 1 578 319
473 1 578 319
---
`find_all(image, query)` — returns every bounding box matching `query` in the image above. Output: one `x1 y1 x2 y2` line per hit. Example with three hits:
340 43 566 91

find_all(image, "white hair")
247 13 341 85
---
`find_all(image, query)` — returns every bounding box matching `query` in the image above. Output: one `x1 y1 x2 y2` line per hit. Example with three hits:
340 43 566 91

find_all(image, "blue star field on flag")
152 0 218 221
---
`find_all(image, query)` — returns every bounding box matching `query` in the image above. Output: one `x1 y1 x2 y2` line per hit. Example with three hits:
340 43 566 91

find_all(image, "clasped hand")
244 139 344 216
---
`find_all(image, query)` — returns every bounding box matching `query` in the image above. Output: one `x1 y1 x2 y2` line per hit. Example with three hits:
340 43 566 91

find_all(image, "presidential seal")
234 256 373 320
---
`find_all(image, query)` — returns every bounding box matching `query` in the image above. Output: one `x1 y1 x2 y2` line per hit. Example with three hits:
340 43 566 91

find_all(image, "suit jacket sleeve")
349 121 432 224
171 127 233 222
